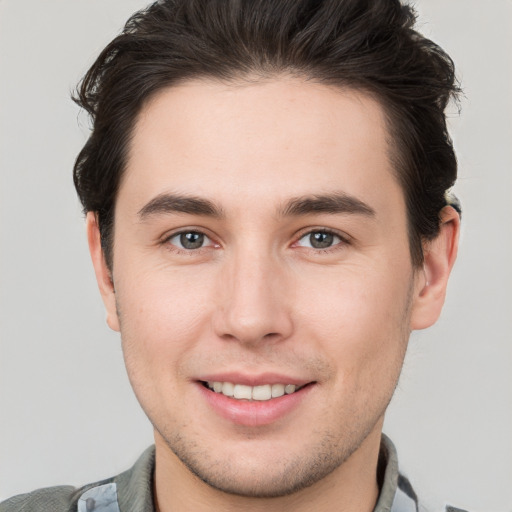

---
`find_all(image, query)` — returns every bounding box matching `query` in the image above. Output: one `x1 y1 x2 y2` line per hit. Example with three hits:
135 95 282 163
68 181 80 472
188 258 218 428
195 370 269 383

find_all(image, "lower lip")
197 383 313 427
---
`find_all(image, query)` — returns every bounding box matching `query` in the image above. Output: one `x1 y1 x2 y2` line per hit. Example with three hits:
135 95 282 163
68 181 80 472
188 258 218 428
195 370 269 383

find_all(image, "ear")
410 206 460 330
86 212 120 332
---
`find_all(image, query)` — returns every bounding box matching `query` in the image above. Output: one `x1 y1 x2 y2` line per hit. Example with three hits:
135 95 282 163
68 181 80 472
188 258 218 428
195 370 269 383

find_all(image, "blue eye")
168 231 213 250
297 230 343 249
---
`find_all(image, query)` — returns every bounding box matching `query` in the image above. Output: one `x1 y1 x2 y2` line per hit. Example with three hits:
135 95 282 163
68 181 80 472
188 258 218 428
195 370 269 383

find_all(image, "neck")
153 428 382 512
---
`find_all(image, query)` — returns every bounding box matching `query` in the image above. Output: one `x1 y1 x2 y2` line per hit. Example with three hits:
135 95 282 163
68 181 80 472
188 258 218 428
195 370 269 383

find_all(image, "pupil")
310 232 333 249
180 232 204 249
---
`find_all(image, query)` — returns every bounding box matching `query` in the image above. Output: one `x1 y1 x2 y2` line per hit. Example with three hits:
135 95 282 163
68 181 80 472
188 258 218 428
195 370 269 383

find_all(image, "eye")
167 231 214 250
296 230 345 250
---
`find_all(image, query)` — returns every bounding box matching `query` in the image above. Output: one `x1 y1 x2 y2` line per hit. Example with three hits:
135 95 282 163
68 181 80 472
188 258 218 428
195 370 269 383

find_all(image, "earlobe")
86 212 120 332
410 206 460 330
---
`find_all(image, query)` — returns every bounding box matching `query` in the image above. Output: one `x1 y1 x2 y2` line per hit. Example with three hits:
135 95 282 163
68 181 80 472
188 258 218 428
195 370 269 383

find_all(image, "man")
1 0 464 511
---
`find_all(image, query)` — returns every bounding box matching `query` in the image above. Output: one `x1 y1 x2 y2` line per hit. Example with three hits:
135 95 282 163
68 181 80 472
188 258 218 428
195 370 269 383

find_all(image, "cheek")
116 267 216 371
116 271 218 423
294 264 413 371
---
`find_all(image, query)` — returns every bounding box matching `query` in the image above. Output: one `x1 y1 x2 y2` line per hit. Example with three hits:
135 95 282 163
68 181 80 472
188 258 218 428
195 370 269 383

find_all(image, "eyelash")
161 228 351 255
293 228 351 254
161 230 218 256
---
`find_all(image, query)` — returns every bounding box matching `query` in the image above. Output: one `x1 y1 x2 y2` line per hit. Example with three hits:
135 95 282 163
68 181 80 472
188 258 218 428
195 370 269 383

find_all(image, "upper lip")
196 372 313 387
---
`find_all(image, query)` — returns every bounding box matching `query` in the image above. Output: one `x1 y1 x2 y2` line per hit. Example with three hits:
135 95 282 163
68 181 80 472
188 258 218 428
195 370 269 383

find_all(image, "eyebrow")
280 193 376 218
137 191 375 221
138 193 224 220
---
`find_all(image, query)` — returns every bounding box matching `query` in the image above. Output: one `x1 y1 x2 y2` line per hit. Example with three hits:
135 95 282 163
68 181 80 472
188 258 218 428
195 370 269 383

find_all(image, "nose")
213 250 294 346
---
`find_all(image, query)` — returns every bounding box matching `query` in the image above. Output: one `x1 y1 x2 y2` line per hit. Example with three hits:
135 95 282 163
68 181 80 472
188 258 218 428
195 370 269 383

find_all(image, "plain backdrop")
0 1 511 511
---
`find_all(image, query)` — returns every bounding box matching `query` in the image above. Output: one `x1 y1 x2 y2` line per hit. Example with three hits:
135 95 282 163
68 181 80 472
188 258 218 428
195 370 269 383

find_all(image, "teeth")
285 384 296 394
206 381 301 401
271 383 285 398
252 385 272 401
233 384 252 400
222 382 234 397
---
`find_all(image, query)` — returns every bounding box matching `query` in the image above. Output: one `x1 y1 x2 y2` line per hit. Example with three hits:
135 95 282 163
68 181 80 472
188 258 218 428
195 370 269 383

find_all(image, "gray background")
0 1 511 510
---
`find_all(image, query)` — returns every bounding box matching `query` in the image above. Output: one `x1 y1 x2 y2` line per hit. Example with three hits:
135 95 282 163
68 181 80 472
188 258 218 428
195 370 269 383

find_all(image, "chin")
179 453 344 498
157 422 370 498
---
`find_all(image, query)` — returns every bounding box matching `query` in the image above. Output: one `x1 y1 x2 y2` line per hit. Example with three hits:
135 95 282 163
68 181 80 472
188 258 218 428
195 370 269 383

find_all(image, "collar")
376 434 418 512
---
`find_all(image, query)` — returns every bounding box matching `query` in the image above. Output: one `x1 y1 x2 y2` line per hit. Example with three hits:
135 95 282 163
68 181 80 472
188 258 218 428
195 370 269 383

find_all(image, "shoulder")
0 485 79 512
0 480 120 512
0 447 155 512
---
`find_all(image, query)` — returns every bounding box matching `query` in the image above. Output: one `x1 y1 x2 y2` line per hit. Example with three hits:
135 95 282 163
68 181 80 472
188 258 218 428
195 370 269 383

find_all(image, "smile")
197 377 315 426
204 381 303 401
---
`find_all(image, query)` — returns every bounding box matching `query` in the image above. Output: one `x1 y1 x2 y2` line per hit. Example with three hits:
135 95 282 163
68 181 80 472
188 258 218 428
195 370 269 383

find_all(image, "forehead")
122 77 402 218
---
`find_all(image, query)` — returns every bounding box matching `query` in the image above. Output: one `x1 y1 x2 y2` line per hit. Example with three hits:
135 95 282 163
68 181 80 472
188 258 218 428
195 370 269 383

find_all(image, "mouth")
196 374 316 426
200 380 311 401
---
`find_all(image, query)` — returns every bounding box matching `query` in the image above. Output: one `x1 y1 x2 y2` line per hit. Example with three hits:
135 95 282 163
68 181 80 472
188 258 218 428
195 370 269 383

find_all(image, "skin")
87 77 459 512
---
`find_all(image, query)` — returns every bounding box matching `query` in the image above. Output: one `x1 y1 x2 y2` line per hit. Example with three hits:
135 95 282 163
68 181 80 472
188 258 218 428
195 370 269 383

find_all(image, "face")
90 78 434 497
